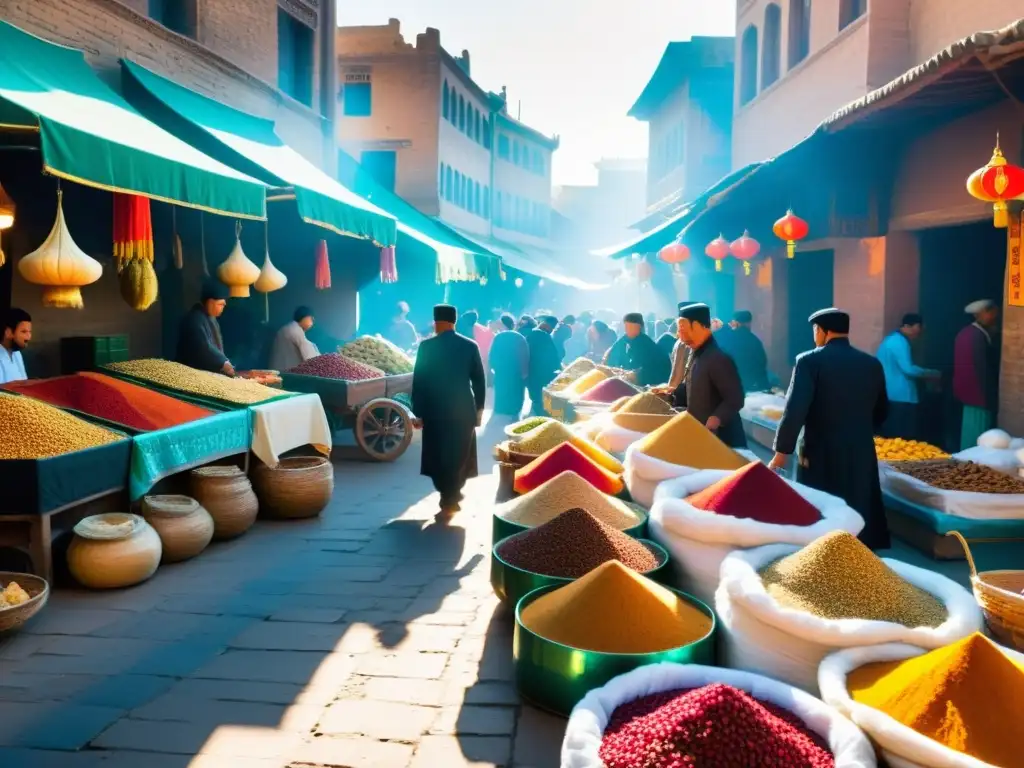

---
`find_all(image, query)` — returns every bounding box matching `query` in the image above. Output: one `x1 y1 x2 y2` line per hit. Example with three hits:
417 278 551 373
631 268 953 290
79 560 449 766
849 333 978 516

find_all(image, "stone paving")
0 414 566 767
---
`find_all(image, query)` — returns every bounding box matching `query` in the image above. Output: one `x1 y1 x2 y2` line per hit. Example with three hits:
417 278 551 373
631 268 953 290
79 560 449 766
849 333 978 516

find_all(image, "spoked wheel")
355 398 413 462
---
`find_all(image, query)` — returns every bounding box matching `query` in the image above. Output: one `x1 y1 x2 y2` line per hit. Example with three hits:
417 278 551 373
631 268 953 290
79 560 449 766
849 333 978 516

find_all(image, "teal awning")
121 60 397 247
0 22 266 219
454 229 608 290
337 151 500 283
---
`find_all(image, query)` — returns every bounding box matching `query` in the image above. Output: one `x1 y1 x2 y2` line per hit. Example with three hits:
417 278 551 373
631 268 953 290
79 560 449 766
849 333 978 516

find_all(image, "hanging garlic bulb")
254 251 287 293
217 222 259 298
18 190 102 309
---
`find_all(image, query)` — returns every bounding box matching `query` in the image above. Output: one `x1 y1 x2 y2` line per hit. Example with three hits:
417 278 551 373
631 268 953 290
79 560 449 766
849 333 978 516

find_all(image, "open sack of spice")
647 463 864 606
511 420 623 473
818 634 1024 768
879 459 1024 520
562 661 877 768
623 411 756 508
715 531 984 695
575 392 677 455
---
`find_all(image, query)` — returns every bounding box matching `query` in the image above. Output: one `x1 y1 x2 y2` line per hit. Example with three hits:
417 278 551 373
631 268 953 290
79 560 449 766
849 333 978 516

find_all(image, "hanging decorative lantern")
314 239 331 290
254 229 287 323
380 246 398 284
966 135 1024 228
772 209 809 259
658 237 690 273
18 189 102 309
729 230 761 276
113 193 158 311
514 277 524 288
636 259 654 283
705 234 730 272
0 181 15 269
217 222 260 297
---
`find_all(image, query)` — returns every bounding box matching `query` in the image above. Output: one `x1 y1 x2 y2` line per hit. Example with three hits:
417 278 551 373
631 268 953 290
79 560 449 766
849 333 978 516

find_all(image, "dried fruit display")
890 459 1024 494
875 436 949 461
290 353 384 381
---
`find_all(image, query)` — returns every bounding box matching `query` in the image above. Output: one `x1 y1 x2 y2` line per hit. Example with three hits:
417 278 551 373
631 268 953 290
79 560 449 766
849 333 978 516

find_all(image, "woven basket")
0 572 48 633
190 466 258 540
946 530 1024 651
251 457 333 519
142 495 214 563
494 440 539 468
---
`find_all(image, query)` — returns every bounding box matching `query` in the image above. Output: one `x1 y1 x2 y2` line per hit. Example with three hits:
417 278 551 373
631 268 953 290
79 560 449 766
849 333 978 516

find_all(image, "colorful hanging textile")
112 193 154 273
314 239 331 290
380 246 398 283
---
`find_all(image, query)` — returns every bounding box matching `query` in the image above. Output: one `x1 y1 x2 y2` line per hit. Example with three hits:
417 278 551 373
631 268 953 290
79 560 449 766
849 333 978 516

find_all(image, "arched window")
739 24 758 105
788 0 811 68
442 82 450 122
761 4 782 89
495 191 503 226
483 186 490 219
455 171 463 206
474 182 481 215
483 118 491 149
439 163 446 197
839 0 865 30
445 166 453 202
458 94 466 131
474 110 481 143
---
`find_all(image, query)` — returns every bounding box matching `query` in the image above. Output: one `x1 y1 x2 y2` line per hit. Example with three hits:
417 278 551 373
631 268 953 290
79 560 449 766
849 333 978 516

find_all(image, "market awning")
336 151 500 283
455 229 608 290
0 21 266 219
120 59 397 247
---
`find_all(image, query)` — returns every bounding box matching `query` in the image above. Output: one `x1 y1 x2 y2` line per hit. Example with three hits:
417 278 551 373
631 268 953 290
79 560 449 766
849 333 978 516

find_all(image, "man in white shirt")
269 306 320 372
0 308 31 384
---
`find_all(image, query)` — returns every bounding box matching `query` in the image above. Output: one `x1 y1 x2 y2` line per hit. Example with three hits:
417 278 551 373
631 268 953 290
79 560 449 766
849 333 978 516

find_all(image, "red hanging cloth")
314 239 331 289
380 246 398 283
112 193 154 273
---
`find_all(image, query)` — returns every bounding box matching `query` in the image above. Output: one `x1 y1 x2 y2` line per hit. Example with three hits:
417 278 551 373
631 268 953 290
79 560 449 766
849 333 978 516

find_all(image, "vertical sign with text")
1009 211 1023 307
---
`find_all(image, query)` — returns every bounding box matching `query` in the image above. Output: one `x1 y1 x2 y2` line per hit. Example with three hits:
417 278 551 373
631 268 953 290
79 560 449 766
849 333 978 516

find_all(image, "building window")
512 140 520 165
149 0 196 37
739 24 758 105
474 110 481 143
458 95 466 131
839 0 865 30
278 10 314 107
788 0 811 68
498 134 510 160
442 82 450 122
439 163 446 197
474 182 481 215
445 166 454 202
362 151 396 192
761 4 782 89
495 192 503 226
483 186 490 219
536 153 545 175
483 118 491 149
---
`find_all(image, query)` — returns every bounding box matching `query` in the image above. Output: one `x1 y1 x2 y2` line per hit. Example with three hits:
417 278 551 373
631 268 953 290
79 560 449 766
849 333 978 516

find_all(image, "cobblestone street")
0 414 566 768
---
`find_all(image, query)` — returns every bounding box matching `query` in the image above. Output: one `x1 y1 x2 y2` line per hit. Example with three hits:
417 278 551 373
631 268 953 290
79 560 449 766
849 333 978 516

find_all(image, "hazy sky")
339 1 735 187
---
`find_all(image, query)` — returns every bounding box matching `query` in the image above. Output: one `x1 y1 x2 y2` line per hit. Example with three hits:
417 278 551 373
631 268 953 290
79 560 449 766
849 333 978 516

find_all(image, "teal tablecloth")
884 491 1024 539
129 409 251 500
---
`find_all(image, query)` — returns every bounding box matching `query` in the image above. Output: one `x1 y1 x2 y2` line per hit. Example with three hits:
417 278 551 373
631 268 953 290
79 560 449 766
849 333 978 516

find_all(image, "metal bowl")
512 583 717 716
492 507 648 547
491 537 671 607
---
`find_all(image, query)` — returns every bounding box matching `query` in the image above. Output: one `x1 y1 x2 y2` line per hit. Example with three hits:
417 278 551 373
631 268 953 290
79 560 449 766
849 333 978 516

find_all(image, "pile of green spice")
759 531 948 628
509 416 550 435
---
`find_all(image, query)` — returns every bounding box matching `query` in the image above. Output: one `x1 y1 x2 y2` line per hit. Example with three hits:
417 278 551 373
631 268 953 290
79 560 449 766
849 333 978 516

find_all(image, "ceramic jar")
67 513 162 589
142 495 214 563
190 466 258 540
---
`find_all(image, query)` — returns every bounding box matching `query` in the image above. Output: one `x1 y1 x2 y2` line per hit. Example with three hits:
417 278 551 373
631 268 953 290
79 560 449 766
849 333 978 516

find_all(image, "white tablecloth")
250 393 332 467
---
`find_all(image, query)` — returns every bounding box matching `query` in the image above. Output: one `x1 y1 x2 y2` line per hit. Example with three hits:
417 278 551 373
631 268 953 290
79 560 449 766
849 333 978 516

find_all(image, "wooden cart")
279 373 414 462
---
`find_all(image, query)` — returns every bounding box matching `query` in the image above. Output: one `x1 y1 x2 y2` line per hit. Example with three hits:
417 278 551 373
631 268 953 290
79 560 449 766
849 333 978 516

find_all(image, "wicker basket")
190 466 258 540
142 495 214 563
251 457 333 519
946 530 1024 651
0 572 48 633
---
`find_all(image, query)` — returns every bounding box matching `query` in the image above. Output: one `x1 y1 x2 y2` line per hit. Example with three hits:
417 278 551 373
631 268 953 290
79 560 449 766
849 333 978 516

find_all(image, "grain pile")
759 531 948 628
508 416 550 435
496 470 643 530
106 360 283 404
520 560 712 653
0 393 122 459
562 369 608 398
550 357 596 390
514 421 623 473
290 353 384 380
617 392 674 415
514 442 623 495
339 336 414 374
635 412 748 470
599 683 835 768
848 632 1024 767
890 460 1024 494
578 377 640 404
685 461 822 525
497 508 660 578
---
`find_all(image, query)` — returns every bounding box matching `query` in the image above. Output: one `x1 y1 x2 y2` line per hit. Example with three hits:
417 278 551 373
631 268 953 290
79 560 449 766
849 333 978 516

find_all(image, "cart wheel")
355 398 413 462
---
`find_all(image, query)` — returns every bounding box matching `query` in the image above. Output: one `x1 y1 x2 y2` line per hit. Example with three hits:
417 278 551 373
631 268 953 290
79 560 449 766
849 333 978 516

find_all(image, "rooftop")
628 36 734 120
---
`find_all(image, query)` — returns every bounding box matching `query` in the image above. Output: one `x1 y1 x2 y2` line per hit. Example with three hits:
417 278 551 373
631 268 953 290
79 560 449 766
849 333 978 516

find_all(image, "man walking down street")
525 315 561 416
490 313 529 417
411 304 486 518
876 313 939 440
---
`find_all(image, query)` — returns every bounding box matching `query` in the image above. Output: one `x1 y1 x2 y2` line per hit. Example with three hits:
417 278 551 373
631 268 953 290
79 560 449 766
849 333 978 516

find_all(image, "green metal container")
492 508 648 546
491 536 671 607
513 584 717 716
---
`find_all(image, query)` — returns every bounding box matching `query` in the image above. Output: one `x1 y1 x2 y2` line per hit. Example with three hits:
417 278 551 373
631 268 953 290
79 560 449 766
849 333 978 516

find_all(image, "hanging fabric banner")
380 246 398 284
112 193 154 273
1009 211 1023 307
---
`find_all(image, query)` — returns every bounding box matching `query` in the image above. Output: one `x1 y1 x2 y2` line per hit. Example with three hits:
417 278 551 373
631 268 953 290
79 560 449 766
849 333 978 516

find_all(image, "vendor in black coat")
770 308 891 549
672 302 747 448
175 280 234 375
526 315 561 416
603 312 672 387
412 304 486 517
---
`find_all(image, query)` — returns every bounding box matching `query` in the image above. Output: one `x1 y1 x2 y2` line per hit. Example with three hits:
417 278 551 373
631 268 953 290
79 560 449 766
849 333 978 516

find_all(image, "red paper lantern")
658 239 690 267
773 209 810 259
705 235 730 272
636 259 654 283
730 230 760 276
967 136 1024 228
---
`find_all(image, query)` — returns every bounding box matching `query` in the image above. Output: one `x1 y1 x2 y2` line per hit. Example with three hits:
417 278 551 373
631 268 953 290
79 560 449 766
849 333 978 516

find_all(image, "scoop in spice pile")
513 421 623 473
290 353 384 381
889 459 1024 494
496 470 642 530
874 436 949 461
508 416 551 435
520 560 712 653
615 391 674 415
0 393 122 459
599 683 835 768
634 412 748 470
561 369 608 399
514 442 624 495
685 461 822 526
759 531 948 628
577 376 640 404
0 581 31 608
847 632 1023 767
496 508 660 578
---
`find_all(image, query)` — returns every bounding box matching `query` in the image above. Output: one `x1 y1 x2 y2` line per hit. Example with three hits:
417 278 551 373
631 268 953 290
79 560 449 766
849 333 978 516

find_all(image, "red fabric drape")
112 193 154 272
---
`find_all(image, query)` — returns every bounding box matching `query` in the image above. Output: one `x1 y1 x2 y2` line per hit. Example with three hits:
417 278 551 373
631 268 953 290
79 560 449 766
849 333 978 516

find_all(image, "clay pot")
142 495 214 563
190 466 258 540
67 513 162 589
251 457 333 519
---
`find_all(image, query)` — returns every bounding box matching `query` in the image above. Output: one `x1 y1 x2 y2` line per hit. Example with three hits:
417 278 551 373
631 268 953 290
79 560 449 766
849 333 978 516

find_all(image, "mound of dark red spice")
599 682 835 768
496 507 660 578
685 461 822 526
290 353 384 381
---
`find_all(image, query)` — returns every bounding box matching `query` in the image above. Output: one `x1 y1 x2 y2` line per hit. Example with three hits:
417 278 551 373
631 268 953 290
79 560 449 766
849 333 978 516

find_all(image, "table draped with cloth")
249 393 332 468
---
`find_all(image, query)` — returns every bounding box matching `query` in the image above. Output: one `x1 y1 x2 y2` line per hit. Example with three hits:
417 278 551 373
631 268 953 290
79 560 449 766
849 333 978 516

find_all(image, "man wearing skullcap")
525 314 561 415
176 280 234 375
771 308 891 549
717 310 770 393
269 306 320 372
411 304 486 516
954 299 1000 450
602 312 671 387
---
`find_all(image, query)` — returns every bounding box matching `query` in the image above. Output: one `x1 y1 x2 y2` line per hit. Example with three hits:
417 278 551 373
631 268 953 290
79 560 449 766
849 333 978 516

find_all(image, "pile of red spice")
291 353 384 380
3 372 213 432
685 461 822 525
514 442 624 495
599 683 835 768
579 376 639 403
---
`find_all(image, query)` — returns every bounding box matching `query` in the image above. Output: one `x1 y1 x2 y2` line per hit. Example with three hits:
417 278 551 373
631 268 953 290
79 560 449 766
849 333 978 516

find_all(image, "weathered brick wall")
908 0 1023 64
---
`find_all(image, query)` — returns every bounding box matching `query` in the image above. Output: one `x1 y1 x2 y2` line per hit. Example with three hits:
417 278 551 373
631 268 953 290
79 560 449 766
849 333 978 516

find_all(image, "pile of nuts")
106 359 283 404
890 460 1024 494
291 353 384 381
